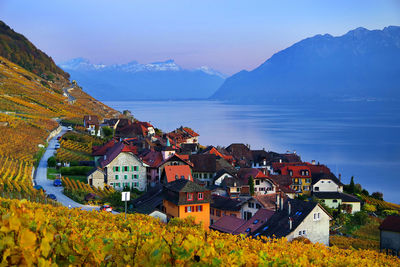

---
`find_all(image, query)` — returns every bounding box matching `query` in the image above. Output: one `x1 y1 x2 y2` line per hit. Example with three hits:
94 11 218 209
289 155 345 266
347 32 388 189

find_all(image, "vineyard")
62 177 115 198
0 198 399 266
59 139 91 154
361 195 400 211
0 156 57 205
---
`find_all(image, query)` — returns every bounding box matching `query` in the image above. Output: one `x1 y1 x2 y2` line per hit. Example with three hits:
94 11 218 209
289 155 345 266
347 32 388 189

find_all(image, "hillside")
59 58 226 100
0 20 69 87
212 26 400 103
0 197 399 266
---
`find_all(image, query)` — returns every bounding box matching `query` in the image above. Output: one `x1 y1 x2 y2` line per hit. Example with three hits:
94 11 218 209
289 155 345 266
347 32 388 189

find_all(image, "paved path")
34 126 99 211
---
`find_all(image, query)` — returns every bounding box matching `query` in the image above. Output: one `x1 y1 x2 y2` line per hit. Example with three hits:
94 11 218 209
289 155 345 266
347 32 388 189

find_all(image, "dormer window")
187 193 193 201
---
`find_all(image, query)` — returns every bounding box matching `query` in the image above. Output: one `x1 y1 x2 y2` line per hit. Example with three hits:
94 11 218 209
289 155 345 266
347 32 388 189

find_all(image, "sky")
1 0 399 75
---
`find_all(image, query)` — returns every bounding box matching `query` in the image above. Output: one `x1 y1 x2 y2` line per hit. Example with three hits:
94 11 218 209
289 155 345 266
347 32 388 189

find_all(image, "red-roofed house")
88 142 148 191
279 165 312 195
379 216 400 256
237 168 277 195
163 165 192 183
83 115 100 136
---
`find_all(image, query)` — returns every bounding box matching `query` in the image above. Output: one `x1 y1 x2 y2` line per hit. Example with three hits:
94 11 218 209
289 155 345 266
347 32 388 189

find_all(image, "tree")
102 126 114 139
349 176 355 193
371 192 383 200
47 156 57 167
248 176 254 196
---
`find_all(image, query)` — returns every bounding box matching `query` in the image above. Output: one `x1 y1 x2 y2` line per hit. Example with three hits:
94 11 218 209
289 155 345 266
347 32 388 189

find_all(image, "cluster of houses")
83 114 363 246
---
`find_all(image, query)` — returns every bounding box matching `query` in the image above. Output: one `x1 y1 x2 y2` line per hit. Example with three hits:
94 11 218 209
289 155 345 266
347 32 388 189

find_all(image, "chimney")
289 217 293 230
293 150 296 154
339 173 341 182
263 159 267 166
276 194 280 211
279 159 282 163
288 201 291 215
311 160 316 165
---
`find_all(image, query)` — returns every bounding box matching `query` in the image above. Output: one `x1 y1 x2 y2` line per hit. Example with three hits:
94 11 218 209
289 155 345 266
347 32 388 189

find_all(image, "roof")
84 115 99 125
280 165 311 178
87 167 105 176
210 216 246 233
92 138 119 156
311 172 343 186
211 194 242 211
99 142 139 168
216 157 237 174
282 153 302 162
141 150 163 168
131 185 163 214
252 194 288 210
252 199 320 238
183 127 199 137
226 143 253 166
313 192 361 203
233 208 275 235
269 174 296 194
237 168 268 184
165 165 192 183
379 216 400 233
189 154 217 173
157 153 193 168
164 179 207 193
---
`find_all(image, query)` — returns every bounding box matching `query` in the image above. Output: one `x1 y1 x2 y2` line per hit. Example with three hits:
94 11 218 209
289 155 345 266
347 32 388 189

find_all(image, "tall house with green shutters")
89 142 148 191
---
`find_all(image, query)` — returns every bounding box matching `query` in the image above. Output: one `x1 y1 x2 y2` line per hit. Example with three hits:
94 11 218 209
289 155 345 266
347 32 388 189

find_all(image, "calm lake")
104 100 400 204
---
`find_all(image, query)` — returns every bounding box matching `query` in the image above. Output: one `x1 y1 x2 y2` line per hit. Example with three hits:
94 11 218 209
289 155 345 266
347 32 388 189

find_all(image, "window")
115 175 119 180
133 174 138 179
256 204 261 209
185 206 192 213
248 202 255 208
328 181 331 183
253 219 259 224
181 175 185 179
123 166 129 172
134 182 138 187
289 170 293 176
236 188 240 192
197 205 203 212
303 230 306 235
133 166 138 171
255 180 260 185
216 210 221 217
321 181 324 183
116 183 121 187
245 228 251 233
198 192 203 200
333 199 338 203
299 231 302 236
124 175 128 180
187 193 193 201
194 173 198 178
259 187 265 191
110 183 113 186
315 187 319 191
114 166 120 172
313 212 321 221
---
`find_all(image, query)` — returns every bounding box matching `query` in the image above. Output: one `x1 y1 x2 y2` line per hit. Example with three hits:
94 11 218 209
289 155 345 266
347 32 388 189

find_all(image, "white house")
311 173 343 192
88 142 148 191
252 199 332 246
313 192 361 214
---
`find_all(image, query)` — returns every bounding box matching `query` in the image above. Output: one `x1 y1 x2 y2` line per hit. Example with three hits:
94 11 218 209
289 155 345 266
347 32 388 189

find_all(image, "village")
46 112 396 249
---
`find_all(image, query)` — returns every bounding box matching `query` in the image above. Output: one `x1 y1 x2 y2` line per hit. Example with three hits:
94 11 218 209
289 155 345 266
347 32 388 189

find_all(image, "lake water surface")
104 100 400 204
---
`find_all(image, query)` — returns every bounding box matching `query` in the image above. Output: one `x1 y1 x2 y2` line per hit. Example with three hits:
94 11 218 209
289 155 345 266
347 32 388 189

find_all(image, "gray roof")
164 179 207 193
252 199 319 238
313 192 361 202
131 185 163 214
311 172 344 186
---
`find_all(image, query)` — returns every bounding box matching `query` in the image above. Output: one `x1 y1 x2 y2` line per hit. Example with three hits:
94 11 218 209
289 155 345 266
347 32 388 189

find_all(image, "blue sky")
1 0 399 74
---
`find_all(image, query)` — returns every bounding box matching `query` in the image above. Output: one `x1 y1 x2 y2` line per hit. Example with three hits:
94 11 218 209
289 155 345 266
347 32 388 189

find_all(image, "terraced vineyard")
62 177 115 199
361 195 400 211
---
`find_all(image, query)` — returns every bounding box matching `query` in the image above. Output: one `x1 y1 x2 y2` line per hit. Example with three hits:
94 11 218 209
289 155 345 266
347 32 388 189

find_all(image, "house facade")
163 179 211 230
253 199 332 246
89 142 148 191
379 216 400 256
313 192 361 214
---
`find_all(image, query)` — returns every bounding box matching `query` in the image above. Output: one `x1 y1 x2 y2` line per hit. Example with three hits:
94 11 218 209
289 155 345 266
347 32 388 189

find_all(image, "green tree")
47 156 57 167
248 176 254 196
102 126 114 139
349 176 355 194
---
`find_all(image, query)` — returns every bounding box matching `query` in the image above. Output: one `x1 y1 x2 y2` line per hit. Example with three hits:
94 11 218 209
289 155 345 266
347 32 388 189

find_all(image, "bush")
383 210 399 216
60 166 92 176
350 211 368 226
363 203 377 213
47 156 57 167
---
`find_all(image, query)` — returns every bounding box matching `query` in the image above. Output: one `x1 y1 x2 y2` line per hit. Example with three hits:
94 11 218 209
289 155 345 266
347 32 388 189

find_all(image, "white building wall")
254 179 276 195
241 199 262 219
313 179 340 192
286 205 330 245
106 152 147 191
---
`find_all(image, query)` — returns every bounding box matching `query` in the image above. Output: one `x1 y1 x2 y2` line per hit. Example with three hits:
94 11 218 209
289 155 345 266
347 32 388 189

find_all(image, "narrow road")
34 126 99 211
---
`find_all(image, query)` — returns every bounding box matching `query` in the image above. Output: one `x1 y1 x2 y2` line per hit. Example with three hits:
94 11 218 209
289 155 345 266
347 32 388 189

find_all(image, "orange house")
163 179 211 229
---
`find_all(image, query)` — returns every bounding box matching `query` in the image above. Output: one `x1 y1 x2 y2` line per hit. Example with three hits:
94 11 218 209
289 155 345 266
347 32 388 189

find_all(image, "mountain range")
211 26 400 103
59 58 226 100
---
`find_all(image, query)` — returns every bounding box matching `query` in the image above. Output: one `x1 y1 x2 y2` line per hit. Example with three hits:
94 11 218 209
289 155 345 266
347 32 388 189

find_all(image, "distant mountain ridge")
0 20 69 81
59 58 226 100
211 26 400 102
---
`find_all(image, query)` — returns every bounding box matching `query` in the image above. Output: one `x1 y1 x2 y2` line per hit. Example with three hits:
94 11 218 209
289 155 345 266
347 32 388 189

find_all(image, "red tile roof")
237 168 269 184
165 165 192 183
141 150 163 168
379 216 400 233
92 138 119 156
183 127 199 137
280 165 311 178
210 216 246 234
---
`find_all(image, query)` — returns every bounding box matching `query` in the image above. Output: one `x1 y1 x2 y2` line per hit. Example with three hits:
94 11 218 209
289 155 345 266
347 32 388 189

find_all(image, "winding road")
34 126 99 211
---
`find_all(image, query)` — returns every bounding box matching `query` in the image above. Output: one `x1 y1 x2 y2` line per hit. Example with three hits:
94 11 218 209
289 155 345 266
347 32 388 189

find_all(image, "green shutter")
113 166 115 172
